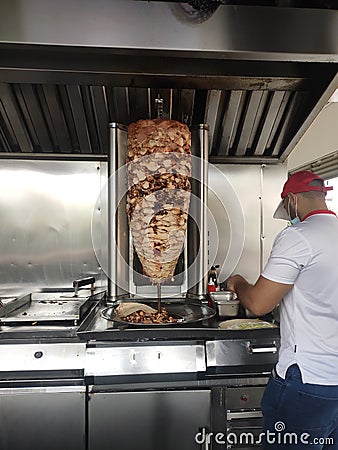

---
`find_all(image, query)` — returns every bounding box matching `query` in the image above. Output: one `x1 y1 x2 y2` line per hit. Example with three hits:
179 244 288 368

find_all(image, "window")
290 150 338 181
325 177 338 214
290 150 338 214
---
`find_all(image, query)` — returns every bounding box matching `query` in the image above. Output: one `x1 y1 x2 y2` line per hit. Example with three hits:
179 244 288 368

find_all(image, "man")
227 170 338 449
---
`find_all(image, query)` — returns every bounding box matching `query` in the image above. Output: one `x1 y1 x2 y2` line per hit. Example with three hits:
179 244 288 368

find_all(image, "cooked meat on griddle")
126 119 191 282
121 307 179 324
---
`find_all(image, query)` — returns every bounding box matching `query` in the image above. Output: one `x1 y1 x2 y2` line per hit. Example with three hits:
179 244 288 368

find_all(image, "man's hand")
226 274 293 316
227 274 248 293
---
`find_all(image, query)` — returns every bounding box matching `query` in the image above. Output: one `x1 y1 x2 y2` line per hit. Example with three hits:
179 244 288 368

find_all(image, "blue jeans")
261 364 338 449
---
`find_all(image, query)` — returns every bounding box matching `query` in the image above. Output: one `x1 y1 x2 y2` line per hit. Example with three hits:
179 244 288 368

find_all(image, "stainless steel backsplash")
0 157 287 297
0 160 107 295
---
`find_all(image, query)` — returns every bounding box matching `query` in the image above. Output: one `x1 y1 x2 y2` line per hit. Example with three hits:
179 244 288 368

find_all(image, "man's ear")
288 193 297 207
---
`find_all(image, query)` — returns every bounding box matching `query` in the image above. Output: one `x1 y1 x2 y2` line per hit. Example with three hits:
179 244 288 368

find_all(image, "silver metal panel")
0 2 337 62
0 343 86 371
246 91 270 152
227 386 266 411
85 344 206 376
205 89 222 154
237 91 265 155
0 83 34 152
88 390 211 450
208 163 286 284
265 92 290 150
42 84 73 152
92 161 108 293
107 123 129 300
271 93 298 157
219 91 244 156
188 125 209 298
0 160 105 295
206 340 279 367
66 85 92 153
0 390 85 450
255 91 286 155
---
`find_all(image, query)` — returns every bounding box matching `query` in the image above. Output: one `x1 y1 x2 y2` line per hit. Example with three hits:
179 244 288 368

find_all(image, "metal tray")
101 301 216 327
0 294 31 318
1 294 94 323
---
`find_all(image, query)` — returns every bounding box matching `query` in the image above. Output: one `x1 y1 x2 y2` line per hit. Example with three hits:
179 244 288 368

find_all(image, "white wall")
326 178 338 214
287 102 338 171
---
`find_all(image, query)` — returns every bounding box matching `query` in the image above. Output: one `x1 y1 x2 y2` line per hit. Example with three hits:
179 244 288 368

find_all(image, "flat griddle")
0 291 94 324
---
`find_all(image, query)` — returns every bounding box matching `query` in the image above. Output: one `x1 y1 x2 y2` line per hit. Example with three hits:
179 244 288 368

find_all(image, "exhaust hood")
0 1 337 163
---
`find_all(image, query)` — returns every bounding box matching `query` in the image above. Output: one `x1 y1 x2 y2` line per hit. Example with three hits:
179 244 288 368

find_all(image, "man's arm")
226 274 293 316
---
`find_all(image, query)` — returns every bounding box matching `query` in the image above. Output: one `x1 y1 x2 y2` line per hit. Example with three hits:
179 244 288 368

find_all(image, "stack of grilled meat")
126 119 191 282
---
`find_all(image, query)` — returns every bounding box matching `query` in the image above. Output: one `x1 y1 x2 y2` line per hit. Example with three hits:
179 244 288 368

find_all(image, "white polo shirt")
262 211 338 385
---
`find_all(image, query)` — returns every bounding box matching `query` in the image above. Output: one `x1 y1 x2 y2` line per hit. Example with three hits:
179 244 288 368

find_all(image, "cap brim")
273 199 290 220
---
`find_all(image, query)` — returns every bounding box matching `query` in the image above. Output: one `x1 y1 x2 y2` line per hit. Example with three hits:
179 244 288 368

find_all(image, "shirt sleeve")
262 227 312 285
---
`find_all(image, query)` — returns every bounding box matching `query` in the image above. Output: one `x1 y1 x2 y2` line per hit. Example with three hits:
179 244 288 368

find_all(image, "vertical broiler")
105 115 214 323
108 115 210 307
126 119 191 283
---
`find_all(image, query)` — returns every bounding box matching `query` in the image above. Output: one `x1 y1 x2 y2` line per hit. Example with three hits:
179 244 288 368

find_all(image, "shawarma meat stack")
126 119 191 282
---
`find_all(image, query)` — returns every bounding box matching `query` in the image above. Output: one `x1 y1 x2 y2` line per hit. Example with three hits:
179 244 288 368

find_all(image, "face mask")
287 197 301 225
290 216 301 226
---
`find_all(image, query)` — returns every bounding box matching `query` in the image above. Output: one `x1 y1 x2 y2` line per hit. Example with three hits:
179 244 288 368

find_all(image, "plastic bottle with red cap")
207 278 216 293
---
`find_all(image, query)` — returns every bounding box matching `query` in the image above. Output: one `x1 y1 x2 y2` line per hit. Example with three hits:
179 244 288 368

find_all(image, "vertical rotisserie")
126 119 191 283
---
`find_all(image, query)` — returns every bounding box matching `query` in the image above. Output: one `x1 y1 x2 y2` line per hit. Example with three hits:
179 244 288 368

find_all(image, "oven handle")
73 276 96 296
246 341 278 354
227 410 263 420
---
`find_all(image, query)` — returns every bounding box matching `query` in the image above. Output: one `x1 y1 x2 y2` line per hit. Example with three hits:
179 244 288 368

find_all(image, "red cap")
273 170 333 220
280 170 333 199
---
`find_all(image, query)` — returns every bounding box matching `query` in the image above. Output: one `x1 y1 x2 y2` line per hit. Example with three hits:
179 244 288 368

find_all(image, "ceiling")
0 2 337 163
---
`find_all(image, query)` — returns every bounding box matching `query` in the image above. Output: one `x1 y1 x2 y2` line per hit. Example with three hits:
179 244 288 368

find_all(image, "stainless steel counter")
0 295 279 450
0 290 106 340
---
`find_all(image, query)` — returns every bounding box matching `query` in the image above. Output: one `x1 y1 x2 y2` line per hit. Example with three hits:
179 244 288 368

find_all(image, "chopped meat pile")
121 307 179 324
126 119 192 282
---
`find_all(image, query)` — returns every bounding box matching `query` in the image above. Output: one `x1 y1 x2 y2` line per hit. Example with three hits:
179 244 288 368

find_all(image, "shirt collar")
301 209 337 222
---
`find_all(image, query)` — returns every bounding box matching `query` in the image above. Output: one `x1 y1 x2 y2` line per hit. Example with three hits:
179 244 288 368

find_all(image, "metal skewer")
157 283 161 313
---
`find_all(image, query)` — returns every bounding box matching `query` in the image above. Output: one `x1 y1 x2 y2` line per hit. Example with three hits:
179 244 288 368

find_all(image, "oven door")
0 384 86 450
88 388 211 450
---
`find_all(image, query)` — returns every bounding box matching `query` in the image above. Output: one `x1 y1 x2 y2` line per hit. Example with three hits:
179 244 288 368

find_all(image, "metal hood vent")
0 58 336 163
0 3 337 163
0 79 331 162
